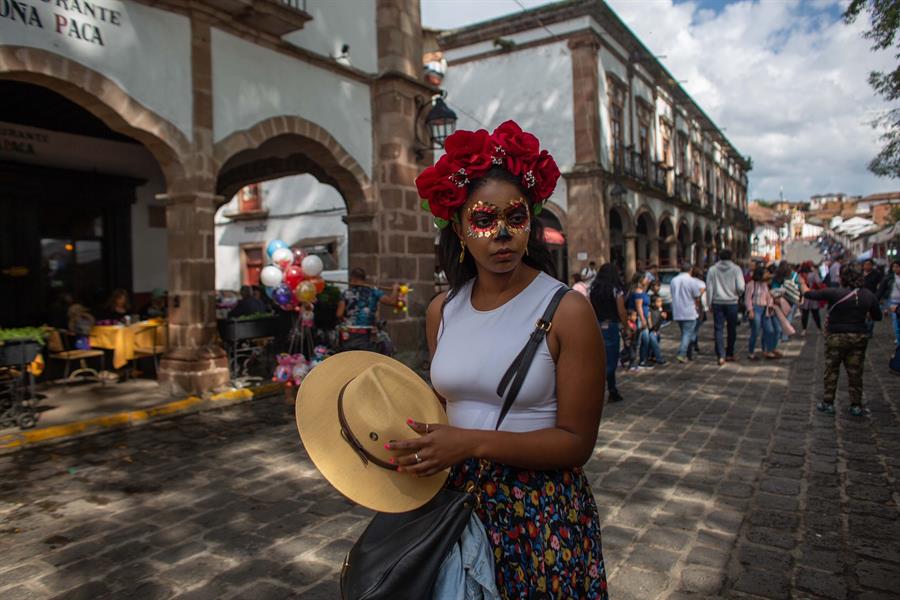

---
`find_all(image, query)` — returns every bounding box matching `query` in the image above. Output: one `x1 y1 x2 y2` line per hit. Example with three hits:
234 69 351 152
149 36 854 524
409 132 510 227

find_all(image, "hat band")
337 379 399 472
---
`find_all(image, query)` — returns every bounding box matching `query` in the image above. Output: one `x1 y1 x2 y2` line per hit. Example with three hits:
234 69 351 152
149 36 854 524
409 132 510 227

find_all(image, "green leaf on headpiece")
452 213 461 224
434 217 449 229
533 203 544 216
421 199 430 211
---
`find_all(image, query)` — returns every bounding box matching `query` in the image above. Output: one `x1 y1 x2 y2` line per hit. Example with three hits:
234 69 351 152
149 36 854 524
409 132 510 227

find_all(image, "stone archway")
692 223 704 265
635 207 657 271
677 219 691 265
213 116 373 212
0 46 189 186
608 204 634 278
214 116 379 287
658 213 677 268
0 46 227 395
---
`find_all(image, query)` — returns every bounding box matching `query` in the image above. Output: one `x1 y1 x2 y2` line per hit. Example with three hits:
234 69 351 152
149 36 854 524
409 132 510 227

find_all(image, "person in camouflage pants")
823 332 868 406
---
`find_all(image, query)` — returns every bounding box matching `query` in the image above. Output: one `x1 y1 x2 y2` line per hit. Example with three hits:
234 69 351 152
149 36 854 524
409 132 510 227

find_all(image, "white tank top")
431 272 564 432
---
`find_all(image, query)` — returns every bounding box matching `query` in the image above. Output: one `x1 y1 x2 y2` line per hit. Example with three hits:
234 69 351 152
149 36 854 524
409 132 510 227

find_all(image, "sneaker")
638 361 655 369
849 405 871 418
656 360 668 366
717 358 726 366
816 402 835 415
676 355 687 363
608 390 624 403
725 356 737 362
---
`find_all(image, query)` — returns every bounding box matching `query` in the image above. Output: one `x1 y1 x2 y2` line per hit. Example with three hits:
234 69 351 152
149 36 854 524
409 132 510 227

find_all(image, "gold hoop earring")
458 245 466 263
525 246 530 257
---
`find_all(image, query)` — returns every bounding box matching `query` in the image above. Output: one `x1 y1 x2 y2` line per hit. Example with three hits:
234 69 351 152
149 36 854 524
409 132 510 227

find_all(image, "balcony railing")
212 0 312 35
704 190 713 208
631 150 646 181
674 175 688 203
651 163 668 191
690 183 701 207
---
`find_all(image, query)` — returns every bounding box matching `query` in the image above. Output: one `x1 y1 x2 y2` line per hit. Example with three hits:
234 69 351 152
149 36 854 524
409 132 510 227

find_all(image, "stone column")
373 0 435 357
566 32 607 274
156 12 228 395
669 240 680 268
649 236 660 267
157 189 229 395
624 234 637 281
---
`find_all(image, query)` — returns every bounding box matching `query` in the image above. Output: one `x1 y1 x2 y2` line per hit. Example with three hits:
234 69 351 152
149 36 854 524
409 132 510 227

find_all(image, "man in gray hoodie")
706 248 745 365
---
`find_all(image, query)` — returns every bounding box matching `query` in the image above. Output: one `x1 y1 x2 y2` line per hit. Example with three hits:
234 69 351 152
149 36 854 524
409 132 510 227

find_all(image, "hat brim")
296 351 449 513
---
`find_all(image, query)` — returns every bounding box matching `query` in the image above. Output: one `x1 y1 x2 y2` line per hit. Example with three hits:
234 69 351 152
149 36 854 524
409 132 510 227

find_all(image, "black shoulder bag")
340 286 570 600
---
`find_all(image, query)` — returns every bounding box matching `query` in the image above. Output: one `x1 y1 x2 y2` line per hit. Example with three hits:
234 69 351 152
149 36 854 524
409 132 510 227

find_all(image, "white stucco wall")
0 0 192 138
282 0 377 73
214 174 348 291
131 176 168 293
211 29 373 177
442 41 574 211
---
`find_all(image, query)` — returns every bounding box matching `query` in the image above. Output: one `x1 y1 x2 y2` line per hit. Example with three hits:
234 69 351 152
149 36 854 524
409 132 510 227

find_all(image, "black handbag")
339 285 570 600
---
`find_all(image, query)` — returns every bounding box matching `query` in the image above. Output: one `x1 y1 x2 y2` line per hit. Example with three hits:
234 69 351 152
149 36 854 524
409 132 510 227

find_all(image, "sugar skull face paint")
464 198 531 239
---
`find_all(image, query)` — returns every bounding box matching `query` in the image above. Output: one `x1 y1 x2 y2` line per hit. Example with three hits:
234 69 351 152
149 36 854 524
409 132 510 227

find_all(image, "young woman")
801 265 882 417
626 273 662 369
590 263 627 402
745 267 778 359
98 288 130 323
798 262 823 334
389 122 609 598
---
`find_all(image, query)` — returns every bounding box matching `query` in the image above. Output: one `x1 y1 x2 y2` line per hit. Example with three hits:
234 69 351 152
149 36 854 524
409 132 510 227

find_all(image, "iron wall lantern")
415 92 458 161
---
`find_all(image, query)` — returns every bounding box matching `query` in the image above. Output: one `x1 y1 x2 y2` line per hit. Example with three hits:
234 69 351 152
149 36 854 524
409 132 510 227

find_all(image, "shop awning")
544 227 566 245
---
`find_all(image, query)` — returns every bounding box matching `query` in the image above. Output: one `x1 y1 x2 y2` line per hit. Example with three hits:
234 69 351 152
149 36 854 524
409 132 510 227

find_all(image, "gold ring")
425 423 430 433
415 453 423 463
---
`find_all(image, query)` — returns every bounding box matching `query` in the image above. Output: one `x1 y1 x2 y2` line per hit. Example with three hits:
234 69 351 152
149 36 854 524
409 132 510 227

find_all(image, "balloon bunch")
273 353 311 387
394 284 411 315
259 240 326 312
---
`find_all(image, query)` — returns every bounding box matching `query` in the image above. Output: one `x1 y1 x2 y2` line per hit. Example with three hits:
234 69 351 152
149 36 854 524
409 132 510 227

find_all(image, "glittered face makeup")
464 198 531 239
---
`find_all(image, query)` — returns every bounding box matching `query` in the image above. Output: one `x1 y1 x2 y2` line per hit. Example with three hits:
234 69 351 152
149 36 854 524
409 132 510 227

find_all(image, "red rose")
491 120 539 159
444 129 493 178
532 150 561 200
415 155 468 221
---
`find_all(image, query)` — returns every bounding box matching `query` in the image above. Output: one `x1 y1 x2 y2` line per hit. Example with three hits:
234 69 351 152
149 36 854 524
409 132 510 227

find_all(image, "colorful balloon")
296 280 317 302
273 284 293 306
264 286 275 299
283 265 305 289
266 239 289 258
260 265 283 287
309 276 326 294
271 247 293 270
301 254 324 277
292 247 308 266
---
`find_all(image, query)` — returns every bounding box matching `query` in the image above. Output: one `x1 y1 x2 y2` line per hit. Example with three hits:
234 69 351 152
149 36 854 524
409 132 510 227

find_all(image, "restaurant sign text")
0 0 123 46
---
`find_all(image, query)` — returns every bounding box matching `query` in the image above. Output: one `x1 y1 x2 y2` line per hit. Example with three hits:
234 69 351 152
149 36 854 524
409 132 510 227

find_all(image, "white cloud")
422 0 899 201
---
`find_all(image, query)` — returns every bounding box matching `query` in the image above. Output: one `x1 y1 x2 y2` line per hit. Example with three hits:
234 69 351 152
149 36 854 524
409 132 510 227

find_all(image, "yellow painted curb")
0 382 285 452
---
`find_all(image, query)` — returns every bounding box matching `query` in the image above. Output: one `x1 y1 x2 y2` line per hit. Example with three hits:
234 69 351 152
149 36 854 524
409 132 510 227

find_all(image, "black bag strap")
494 285 569 430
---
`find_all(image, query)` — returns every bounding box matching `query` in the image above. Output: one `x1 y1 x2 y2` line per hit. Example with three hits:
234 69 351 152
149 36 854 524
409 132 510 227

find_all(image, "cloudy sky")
420 0 898 202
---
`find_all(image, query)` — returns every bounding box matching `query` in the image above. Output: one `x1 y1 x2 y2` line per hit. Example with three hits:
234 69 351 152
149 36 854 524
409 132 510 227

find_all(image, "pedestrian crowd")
584 250 900 417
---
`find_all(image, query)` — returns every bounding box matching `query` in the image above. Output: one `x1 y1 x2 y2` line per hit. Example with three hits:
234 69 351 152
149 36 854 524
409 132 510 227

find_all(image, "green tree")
844 0 900 178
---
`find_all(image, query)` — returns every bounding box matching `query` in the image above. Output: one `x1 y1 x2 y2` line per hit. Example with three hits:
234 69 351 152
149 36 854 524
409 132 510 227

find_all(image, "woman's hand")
386 420 476 477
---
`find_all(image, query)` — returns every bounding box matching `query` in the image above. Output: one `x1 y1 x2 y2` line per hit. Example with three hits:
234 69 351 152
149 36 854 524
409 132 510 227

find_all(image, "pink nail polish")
389 457 395 464
384 443 391 450
406 418 414 425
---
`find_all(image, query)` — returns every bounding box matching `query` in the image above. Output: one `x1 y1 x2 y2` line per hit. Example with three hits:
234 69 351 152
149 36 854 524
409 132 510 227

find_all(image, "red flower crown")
415 120 561 228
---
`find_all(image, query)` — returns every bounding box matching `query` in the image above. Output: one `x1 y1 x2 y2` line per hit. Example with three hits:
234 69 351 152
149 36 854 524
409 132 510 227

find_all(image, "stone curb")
0 382 288 454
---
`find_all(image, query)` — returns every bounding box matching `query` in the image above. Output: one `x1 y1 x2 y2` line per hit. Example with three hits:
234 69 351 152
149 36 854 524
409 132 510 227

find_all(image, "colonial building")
0 0 438 394
434 0 752 280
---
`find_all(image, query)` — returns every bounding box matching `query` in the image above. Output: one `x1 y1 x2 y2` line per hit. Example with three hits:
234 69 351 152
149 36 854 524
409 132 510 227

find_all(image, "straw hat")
296 351 449 513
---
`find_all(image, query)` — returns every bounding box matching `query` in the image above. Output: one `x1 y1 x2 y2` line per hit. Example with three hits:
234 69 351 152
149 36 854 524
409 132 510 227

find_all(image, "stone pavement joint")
0 325 897 598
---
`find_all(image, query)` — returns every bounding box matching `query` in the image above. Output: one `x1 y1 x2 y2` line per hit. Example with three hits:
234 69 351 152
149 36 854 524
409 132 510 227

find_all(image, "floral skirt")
448 458 609 599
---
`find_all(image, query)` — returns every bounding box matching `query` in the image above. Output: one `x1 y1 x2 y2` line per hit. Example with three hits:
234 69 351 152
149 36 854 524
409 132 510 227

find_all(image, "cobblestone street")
0 324 898 599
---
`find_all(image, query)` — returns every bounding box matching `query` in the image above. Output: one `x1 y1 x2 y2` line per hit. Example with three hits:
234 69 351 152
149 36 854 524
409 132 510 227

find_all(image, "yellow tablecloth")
90 320 167 369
